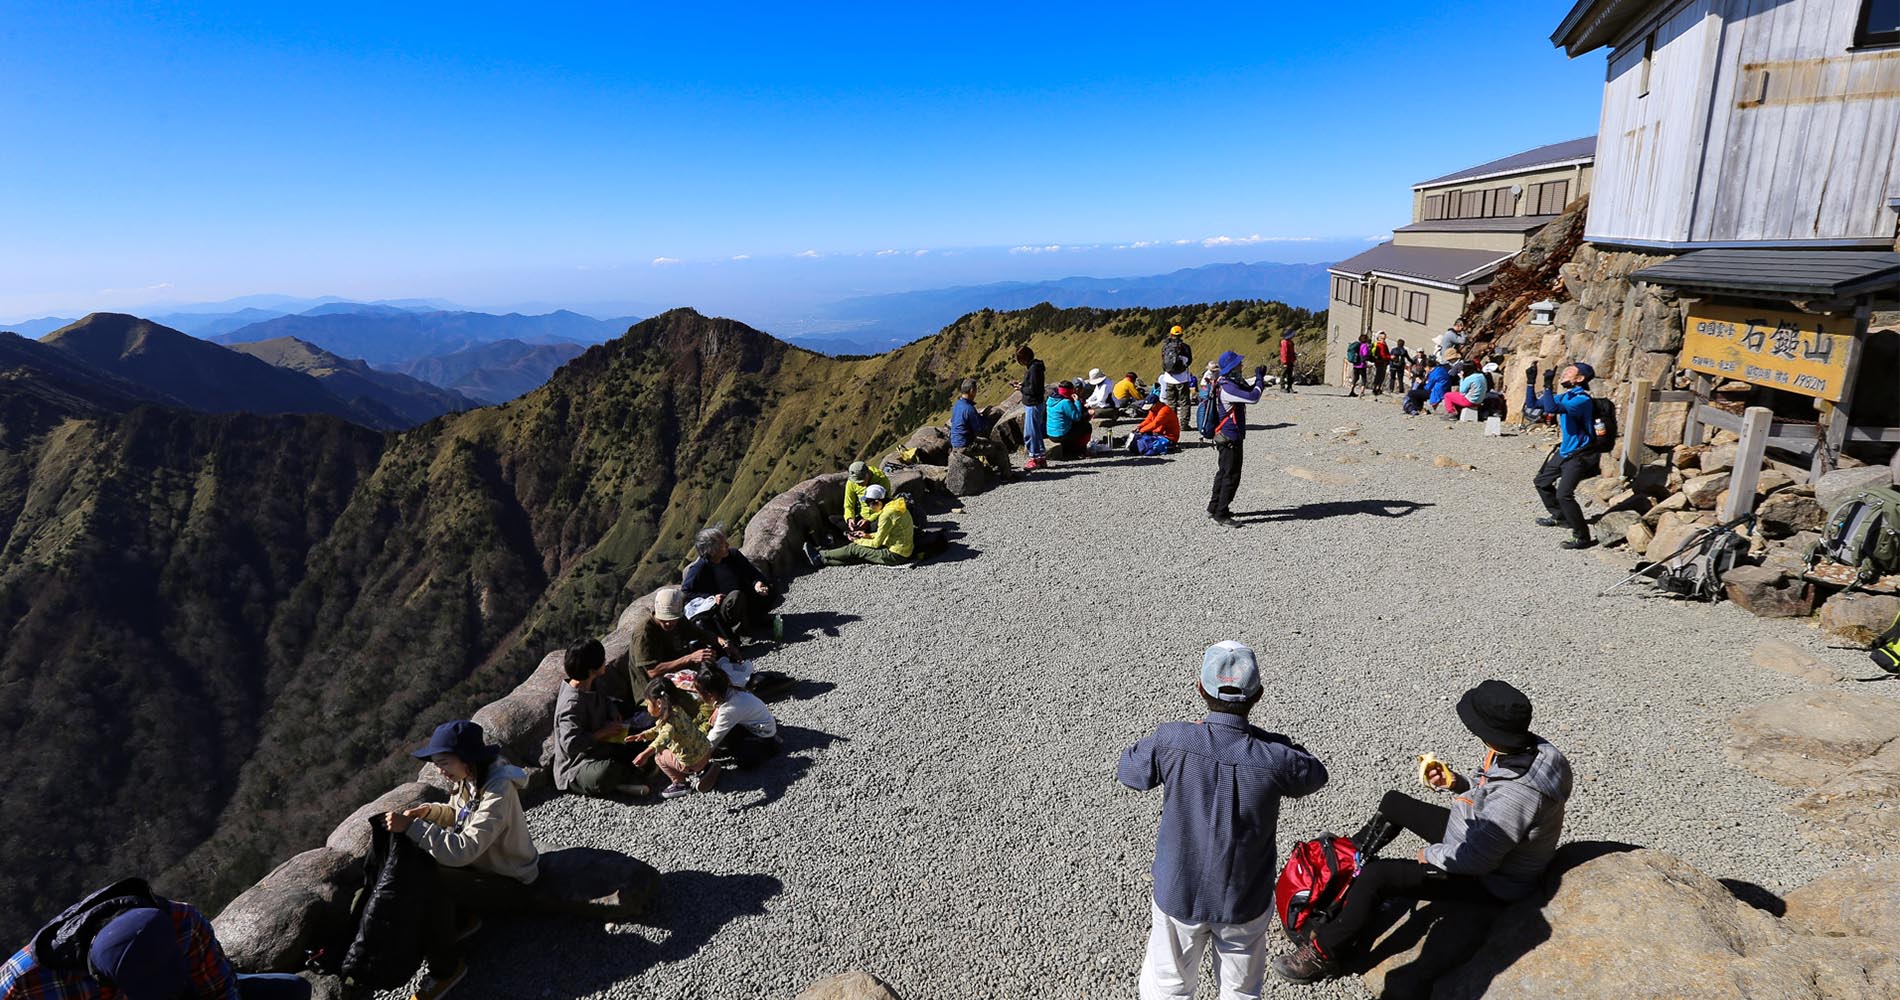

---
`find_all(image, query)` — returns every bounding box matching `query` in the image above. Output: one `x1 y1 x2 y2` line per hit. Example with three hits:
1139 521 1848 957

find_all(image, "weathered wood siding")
1589 0 1900 246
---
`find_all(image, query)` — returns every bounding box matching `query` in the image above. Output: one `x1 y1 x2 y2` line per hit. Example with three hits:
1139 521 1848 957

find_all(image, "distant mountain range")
211 308 636 366
783 261 1336 354
228 337 482 426
383 339 589 405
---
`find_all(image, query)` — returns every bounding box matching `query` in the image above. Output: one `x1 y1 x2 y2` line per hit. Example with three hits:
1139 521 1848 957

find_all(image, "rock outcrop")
795 970 903 1000
212 848 362 973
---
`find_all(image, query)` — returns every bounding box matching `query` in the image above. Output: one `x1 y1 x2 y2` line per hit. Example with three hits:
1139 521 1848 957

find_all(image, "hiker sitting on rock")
1131 395 1181 450
631 680 717 800
682 526 783 642
635 587 734 694
842 460 890 535
1422 360 1455 412
1274 680 1572 985
806 484 913 567
1044 382 1091 457
387 720 540 1000
696 659 783 770
948 378 1011 479
0 879 312 999
1441 362 1489 420
553 637 651 799
1113 371 1147 410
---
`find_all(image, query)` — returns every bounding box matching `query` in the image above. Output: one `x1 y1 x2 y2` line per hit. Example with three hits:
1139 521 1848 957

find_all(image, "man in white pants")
1117 642 1330 998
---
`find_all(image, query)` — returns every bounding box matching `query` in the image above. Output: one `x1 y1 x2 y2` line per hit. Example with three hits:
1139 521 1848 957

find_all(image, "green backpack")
1809 488 1900 584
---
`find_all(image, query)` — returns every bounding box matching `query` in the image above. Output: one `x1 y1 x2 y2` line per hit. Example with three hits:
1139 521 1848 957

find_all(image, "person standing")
1347 334 1372 397
1119 642 1329 1000
1533 363 1601 549
1011 346 1048 471
1277 330 1297 393
1371 332 1392 396
1205 351 1263 528
1390 339 1411 393
1159 324 1196 417
1432 318 1468 362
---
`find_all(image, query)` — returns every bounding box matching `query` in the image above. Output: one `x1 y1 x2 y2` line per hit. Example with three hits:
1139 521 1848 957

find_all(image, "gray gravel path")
391 387 1876 1000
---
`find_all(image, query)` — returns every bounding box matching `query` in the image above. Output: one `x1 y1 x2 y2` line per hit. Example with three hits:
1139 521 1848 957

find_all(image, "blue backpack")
1132 431 1171 456
1196 391 1220 439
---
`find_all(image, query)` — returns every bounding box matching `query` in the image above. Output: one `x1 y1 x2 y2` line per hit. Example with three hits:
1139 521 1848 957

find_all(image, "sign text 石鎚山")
1678 304 1851 402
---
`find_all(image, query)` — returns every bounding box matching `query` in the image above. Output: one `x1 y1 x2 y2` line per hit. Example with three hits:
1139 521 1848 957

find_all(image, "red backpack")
1275 833 1363 942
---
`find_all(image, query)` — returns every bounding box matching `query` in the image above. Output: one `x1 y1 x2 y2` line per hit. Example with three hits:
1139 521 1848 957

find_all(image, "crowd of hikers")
0 320 1612 1000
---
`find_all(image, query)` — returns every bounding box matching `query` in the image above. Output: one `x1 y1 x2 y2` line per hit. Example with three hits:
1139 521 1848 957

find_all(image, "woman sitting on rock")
1043 382 1091 457
385 720 541 1000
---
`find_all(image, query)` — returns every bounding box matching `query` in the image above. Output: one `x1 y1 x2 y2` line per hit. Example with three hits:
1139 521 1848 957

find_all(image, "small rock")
796 970 903 1000
1626 522 1654 555
1816 465 1894 516
1671 444 1705 469
1682 471 1731 510
1756 469 1795 495
1701 441 1738 474
1758 491 1826 539
1593 509 1643 548
1432 455 1459 469
1643 491 1690 526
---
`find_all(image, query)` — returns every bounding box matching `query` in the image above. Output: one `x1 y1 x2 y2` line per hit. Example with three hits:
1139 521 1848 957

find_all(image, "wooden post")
1623 378 1653 479
1683 373 1713 446
1722 405 1774 522
1811 303 1869 481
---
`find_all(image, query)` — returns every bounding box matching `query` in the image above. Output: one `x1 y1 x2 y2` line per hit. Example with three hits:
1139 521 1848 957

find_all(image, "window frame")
1856 0 1900 47
1377 285 1400 315
1402 291 1430 325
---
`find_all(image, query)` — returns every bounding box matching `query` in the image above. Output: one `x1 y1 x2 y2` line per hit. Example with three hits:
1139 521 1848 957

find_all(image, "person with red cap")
0 877 310 998
1273 679 1573 984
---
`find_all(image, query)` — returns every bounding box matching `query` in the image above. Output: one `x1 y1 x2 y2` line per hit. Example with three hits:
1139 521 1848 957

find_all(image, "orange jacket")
1137 403 1180 442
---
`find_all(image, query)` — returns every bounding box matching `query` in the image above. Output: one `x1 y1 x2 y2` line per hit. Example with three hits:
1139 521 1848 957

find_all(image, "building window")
1530 180 1570 215
1638 33 1654 95
1331 276 1364 306
1858 0 1900 46
1402 291 1430 324
1422 193 1446 221
1378 285 1400 315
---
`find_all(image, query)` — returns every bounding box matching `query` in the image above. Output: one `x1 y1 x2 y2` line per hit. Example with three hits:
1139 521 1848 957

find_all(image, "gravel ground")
386 386 1879 1000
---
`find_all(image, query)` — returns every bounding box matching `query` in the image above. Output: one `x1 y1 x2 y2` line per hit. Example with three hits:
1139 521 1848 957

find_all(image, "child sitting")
697 663 783 770
630 679 717 799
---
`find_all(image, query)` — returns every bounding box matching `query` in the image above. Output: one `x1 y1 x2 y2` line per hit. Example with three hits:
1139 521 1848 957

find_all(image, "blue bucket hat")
88 908 186 999
1217 350 1244 375
411 719 501 765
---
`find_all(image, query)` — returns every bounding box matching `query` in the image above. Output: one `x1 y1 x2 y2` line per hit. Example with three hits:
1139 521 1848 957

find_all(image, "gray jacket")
552 681 617 792
1422 739 1572 900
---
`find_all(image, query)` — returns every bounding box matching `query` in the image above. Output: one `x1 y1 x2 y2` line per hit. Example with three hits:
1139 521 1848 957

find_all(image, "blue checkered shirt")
1118 712 1328 924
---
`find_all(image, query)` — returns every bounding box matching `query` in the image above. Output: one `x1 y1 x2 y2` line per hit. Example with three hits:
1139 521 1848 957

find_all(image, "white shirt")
706 690 778 746
1085 381 1113 407
1158 370 1196 385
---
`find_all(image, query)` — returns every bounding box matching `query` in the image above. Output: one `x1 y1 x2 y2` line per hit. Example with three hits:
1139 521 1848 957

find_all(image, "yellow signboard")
1679 304 1853 402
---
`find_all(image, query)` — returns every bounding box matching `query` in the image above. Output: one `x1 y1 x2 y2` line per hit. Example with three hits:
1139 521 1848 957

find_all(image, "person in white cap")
842 460 890 535
1117 642 1329 1000
805 484 913 567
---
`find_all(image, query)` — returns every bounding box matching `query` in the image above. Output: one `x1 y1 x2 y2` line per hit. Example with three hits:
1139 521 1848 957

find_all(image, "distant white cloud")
795 249 821 258
875 249 903 256
730 254 751 261
1010 245 1063 254
913 249 929 256
1172 239 1191 246
1131 240 1160 248
1202 234 1319 247
651 256 681 266
101 281 173 294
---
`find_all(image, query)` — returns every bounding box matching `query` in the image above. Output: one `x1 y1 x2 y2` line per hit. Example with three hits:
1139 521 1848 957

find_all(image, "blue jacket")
949 397 986 448
1212 374 1264 442
1555 387 1596 457
1425 364 1454 405
1045 396 1084 439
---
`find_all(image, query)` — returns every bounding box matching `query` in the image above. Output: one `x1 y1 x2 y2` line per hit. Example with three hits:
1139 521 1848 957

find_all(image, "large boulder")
1816 465 1894 516
531 846 661 920
470 646 571 765
1786 859 1900 941
1421 848 1900 1000
740 473 849 579
1722 565 1816 618
900 425 951 465
213 848 362 973
1791 740 1900 853
1820 591 1900 644
795 970 902 1000
326 781 447 858
1750 638 1846 685
1649 510 1712 563
988 405 1026 452
945 450 999 496
1728 688 1900 786
1757 490 1826 538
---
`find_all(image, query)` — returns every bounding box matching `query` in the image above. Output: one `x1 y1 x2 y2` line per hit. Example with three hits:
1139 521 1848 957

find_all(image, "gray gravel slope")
391 387 1874 1000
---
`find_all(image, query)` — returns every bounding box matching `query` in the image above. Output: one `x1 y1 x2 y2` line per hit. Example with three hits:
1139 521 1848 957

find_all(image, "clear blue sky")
0 1 1605 319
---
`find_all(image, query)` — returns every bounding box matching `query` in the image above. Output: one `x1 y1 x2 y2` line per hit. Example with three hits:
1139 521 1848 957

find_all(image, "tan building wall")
1325 275 1469 383
1411 162 1595 223
1391 230 1529 253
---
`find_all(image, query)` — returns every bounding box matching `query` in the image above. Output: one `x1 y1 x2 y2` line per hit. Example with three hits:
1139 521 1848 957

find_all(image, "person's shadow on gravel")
726 724 845 813
781 611 861 642
1234 499 1435 523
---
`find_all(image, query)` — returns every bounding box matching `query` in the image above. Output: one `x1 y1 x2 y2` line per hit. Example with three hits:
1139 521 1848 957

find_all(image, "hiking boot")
412 960 467 1000
1535 517 1560 527
660 782 692 799
802 542 824 568
1271 942 1339 984
1561 536 1597 550
1213 515 1243 529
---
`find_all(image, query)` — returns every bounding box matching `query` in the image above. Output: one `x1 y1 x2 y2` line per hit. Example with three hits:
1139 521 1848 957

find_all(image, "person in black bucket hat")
1274 680 1573 985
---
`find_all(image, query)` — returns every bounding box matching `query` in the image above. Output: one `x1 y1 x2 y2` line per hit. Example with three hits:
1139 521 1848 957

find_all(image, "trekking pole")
1599 511 1756 597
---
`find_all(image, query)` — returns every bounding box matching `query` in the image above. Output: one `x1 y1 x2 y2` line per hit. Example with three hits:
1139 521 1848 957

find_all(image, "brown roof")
1394 215 1564 235
1632 249 1900 298
1414 137 1597 189
1328 243 1515 287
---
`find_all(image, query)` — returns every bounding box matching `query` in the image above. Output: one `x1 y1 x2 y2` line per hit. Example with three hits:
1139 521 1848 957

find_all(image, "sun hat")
1199 641 1262 702
1087 368 1108 384
88 908 186 999
1217 350 1244 374
847 461 870 483
1482 362 1500 374
654 586 685 621
1455 680 1536 751
864 484 887 501
411 719 501 765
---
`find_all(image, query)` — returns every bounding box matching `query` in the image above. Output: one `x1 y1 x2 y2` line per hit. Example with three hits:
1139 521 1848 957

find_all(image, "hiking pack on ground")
1808 488 1900 585
1604 512 1753 600
1275 833 1364 944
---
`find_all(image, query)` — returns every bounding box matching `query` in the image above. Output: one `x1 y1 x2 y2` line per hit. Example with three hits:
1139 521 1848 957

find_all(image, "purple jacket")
1213 374 1263 441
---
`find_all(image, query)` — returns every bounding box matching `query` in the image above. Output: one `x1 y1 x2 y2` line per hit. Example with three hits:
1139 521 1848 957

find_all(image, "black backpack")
1163 336 1189 375
1591 396 1618 450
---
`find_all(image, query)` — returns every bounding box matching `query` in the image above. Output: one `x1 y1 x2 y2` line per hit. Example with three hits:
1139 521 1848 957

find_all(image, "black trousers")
715 728 783 769
1280 361 1296 392
1533 447 1593 540
1208 440 1243 518
1313 791 1495 956
1349 367 1370 393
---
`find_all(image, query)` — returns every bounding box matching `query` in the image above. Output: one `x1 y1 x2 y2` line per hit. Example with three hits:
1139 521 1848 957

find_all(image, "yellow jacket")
1113 376 1143 401
868 497 915 557
844 467 892 522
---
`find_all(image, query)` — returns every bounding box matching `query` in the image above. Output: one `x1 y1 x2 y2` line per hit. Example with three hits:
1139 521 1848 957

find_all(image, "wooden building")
1553 0 1900 478
1326 138 1596 381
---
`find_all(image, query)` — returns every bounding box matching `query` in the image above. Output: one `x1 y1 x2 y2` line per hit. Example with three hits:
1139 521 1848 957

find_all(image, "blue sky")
0 2 1605 320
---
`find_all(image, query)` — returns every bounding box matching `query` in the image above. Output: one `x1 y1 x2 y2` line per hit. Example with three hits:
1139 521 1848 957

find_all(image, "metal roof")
1394 215 1564 235
1328 243 1515 288
1632 249 1900 298
1552 0 1652 57
1414 136 1596 190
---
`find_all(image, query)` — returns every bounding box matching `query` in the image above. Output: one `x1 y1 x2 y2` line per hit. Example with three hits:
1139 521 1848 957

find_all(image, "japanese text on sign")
1679 304 1852 402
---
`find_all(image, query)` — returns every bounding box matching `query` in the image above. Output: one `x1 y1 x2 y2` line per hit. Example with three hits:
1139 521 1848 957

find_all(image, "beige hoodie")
406 759 540 884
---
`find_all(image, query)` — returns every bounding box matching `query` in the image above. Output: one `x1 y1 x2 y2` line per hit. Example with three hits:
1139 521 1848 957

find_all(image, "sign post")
1679 304 1854 403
